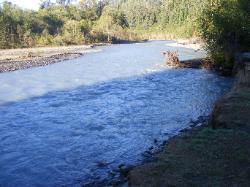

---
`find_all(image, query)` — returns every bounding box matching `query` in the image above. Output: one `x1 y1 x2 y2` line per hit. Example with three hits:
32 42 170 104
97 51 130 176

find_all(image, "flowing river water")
0 41 232 186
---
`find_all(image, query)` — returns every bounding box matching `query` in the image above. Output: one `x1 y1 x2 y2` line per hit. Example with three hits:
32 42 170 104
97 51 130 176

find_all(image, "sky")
0 0 41 10
0 0 81 10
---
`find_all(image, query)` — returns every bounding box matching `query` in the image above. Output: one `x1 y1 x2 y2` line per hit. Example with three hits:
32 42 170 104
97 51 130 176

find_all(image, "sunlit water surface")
0 41 232 186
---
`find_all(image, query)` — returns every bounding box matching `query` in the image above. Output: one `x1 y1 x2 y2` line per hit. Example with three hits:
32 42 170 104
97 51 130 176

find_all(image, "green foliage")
0 0 103 48
37 29 54 46
198 0 250 70
0 0 212 49
62 20 84 45
0 2 27 48
102 0 210 38
119 0 160 28
1 0 249 72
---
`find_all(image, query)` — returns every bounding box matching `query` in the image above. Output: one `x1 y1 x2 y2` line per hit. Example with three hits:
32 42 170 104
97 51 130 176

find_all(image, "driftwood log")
163 51 212 69
163 51 181 67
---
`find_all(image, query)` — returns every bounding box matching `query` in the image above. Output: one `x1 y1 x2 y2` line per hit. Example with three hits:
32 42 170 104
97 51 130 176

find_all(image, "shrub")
61 20 84 45
198 0 250 71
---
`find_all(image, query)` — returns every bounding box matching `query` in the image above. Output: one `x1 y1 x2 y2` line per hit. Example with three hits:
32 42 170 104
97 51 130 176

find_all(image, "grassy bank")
129 60 250 186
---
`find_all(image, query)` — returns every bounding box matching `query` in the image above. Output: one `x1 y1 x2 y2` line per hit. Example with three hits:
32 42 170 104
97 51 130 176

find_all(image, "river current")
0 41 232 186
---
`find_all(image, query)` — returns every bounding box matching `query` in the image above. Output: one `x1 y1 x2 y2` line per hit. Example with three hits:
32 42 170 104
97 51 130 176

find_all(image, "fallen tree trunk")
163 51 212 69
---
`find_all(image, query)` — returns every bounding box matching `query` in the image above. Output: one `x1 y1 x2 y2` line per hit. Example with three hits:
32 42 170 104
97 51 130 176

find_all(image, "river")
0 41 232 186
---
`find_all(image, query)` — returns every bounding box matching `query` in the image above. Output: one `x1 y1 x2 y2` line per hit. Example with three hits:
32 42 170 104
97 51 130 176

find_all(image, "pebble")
0 53 84 73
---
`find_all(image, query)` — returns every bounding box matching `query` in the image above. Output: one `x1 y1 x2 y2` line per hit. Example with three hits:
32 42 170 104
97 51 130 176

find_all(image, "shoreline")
163 39 216 71
0 39 202 74
128 59 250 186
167 38 205 51
0 44 106 73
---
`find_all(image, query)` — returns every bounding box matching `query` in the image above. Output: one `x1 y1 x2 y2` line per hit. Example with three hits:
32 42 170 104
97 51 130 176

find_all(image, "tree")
56 0 74 6
119 0 160 28
40 0 52 9
79 0 96 9
62 20 84 44
199 0 250 70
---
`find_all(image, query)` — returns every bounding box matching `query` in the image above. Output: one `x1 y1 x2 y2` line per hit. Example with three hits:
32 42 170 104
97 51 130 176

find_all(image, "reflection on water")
0 41 232 186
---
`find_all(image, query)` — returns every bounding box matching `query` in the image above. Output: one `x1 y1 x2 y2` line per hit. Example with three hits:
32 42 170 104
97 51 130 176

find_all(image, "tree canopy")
0 0 210 48
199 0 250 70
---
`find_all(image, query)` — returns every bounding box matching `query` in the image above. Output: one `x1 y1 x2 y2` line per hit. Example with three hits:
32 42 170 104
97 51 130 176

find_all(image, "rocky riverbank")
0 44 104 73
128 59 250 186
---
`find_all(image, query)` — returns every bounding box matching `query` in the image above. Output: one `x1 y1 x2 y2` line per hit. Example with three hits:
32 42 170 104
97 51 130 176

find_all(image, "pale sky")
0 0 41 10
0 0 80 10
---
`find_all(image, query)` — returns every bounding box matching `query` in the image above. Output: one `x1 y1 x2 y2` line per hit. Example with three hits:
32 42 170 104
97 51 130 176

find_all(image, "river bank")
128 60 250 186
0 41 229 187
0 44 105 73
168 38 204 51
0 39 203 73
163 39 215 70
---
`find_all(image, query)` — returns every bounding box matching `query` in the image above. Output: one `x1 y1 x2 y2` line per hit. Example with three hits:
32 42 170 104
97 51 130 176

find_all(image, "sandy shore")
0 44 104 73
166 38 205 51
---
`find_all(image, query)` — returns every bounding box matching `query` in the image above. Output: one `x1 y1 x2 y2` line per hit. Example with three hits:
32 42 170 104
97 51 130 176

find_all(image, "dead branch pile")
163 51 181 67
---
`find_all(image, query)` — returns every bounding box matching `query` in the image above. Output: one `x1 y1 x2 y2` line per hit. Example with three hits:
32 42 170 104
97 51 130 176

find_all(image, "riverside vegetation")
0 0 249 72
1 0 250 186
129 57 250 187
0 0 207 48
128 0 250 186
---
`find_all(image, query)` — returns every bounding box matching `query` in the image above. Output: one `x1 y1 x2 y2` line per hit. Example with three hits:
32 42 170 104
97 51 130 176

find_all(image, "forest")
0 0 249 69
0 0 208 48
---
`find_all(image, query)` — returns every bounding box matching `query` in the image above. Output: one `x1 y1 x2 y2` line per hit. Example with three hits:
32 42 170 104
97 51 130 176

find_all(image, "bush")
61 20 84 45
36 30 54 46
198 0 250 71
